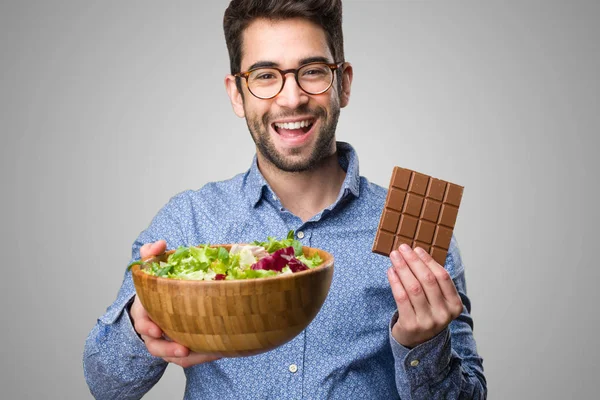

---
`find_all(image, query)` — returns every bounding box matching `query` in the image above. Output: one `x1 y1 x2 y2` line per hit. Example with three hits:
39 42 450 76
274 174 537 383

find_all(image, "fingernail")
175 348 185 357
400 244 411 252
390 250 401 262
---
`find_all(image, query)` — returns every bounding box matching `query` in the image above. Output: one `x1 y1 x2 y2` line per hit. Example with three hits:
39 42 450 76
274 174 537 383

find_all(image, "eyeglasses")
235 62 343 100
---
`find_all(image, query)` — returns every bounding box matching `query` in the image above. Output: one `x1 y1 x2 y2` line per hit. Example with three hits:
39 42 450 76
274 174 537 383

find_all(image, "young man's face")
226 18 352 172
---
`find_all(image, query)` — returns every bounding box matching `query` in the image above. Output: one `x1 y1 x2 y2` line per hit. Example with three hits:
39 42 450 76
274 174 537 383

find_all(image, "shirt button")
410 359 420 367
289 364 298 373
297 231 305 239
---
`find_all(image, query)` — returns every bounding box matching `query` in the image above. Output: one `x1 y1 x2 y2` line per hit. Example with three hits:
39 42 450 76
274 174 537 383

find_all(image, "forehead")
240 18 332 70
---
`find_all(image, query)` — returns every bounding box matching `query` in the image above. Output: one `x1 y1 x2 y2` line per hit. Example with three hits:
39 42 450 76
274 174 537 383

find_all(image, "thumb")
140 240 167 260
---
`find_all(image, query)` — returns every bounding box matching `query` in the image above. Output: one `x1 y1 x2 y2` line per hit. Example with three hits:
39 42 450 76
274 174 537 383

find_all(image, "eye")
302 67 328 77
252 71 278 81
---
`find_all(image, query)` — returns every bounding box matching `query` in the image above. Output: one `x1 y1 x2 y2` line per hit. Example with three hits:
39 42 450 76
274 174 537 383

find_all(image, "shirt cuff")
124 295 147 343
389 311 452 387
100 291 150 353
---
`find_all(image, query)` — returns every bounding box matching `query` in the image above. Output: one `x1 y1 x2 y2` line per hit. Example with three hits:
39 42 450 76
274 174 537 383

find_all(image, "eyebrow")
246 56 333 71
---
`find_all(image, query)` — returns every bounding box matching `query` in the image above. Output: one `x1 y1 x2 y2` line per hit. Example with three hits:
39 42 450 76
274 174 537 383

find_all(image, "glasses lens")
298 63 333 94
247 68 282 99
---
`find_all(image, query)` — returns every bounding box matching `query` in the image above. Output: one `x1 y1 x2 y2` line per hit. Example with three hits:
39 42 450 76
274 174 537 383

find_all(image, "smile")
274 119 313 130
272 119 315 135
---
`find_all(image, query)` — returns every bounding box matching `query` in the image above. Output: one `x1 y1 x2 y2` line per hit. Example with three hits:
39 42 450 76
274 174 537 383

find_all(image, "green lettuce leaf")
252 230 303 256
136 231 323 280
297 252 323 269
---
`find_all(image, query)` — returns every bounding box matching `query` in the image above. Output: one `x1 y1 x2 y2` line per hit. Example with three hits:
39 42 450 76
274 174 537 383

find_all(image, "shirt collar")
244 141 361 208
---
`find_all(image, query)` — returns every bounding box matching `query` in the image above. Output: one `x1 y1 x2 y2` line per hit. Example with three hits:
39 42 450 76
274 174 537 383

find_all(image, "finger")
387 267 415 321
130 296 162 338
415 248 463 315
139 243 152 260
140 240 167 260
390 248 430 313
397 244 446 307
134 314 162 339
150 240 167 255
162 353 222 368
411 247 447 310
144 335 190 358
414 247 457 300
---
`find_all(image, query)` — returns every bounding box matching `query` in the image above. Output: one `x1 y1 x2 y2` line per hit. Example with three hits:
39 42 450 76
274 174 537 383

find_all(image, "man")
84 1 486 398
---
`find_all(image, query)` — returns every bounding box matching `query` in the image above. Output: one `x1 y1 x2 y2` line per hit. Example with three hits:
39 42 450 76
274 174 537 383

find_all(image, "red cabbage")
251 246 307 273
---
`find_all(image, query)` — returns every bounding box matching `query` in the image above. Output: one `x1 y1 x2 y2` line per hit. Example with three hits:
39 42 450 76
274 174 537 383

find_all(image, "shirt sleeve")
389 237 487 399
83 193 191 399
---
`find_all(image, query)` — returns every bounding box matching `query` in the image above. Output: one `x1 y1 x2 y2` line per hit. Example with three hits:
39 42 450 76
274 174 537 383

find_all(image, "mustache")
262 104 327 126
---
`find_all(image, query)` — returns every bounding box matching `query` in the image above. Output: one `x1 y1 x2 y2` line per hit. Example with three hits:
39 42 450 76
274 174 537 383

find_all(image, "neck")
257 151 346 222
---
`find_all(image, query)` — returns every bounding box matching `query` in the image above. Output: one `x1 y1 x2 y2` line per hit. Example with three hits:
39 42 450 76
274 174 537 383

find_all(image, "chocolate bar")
372 166 464 266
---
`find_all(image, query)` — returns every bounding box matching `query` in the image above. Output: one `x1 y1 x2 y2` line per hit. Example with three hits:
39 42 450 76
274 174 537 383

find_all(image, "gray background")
1 0 598 399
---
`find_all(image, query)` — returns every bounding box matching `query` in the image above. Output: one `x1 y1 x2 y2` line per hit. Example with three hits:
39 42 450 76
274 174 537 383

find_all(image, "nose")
275 73 309 109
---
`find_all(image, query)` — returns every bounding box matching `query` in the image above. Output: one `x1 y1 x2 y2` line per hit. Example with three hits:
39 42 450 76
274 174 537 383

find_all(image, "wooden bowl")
131 245 334 357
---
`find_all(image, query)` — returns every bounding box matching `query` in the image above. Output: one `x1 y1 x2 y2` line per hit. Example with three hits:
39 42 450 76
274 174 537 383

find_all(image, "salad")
130 231 323 281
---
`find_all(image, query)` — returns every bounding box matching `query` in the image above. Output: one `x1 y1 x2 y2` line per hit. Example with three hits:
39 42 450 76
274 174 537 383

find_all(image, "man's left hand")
387 244 464 348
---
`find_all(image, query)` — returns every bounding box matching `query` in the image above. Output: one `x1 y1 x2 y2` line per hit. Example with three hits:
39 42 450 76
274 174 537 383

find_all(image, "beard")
245 102 340 173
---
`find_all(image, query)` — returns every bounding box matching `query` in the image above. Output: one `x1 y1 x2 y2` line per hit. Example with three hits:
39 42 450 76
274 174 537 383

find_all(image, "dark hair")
223 0 344 76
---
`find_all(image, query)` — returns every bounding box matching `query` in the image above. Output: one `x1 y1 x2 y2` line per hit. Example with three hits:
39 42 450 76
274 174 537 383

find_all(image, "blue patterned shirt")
83 142 486 399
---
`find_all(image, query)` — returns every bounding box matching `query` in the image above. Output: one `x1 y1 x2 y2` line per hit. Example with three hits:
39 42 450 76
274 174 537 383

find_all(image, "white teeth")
274 120 312 130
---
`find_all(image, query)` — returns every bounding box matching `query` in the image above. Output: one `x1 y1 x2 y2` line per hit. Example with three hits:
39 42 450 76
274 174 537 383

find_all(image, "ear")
339 62 353 108
225 75 245 118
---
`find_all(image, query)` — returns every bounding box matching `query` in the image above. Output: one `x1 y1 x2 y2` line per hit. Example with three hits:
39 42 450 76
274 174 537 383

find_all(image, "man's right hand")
130 240 222 368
